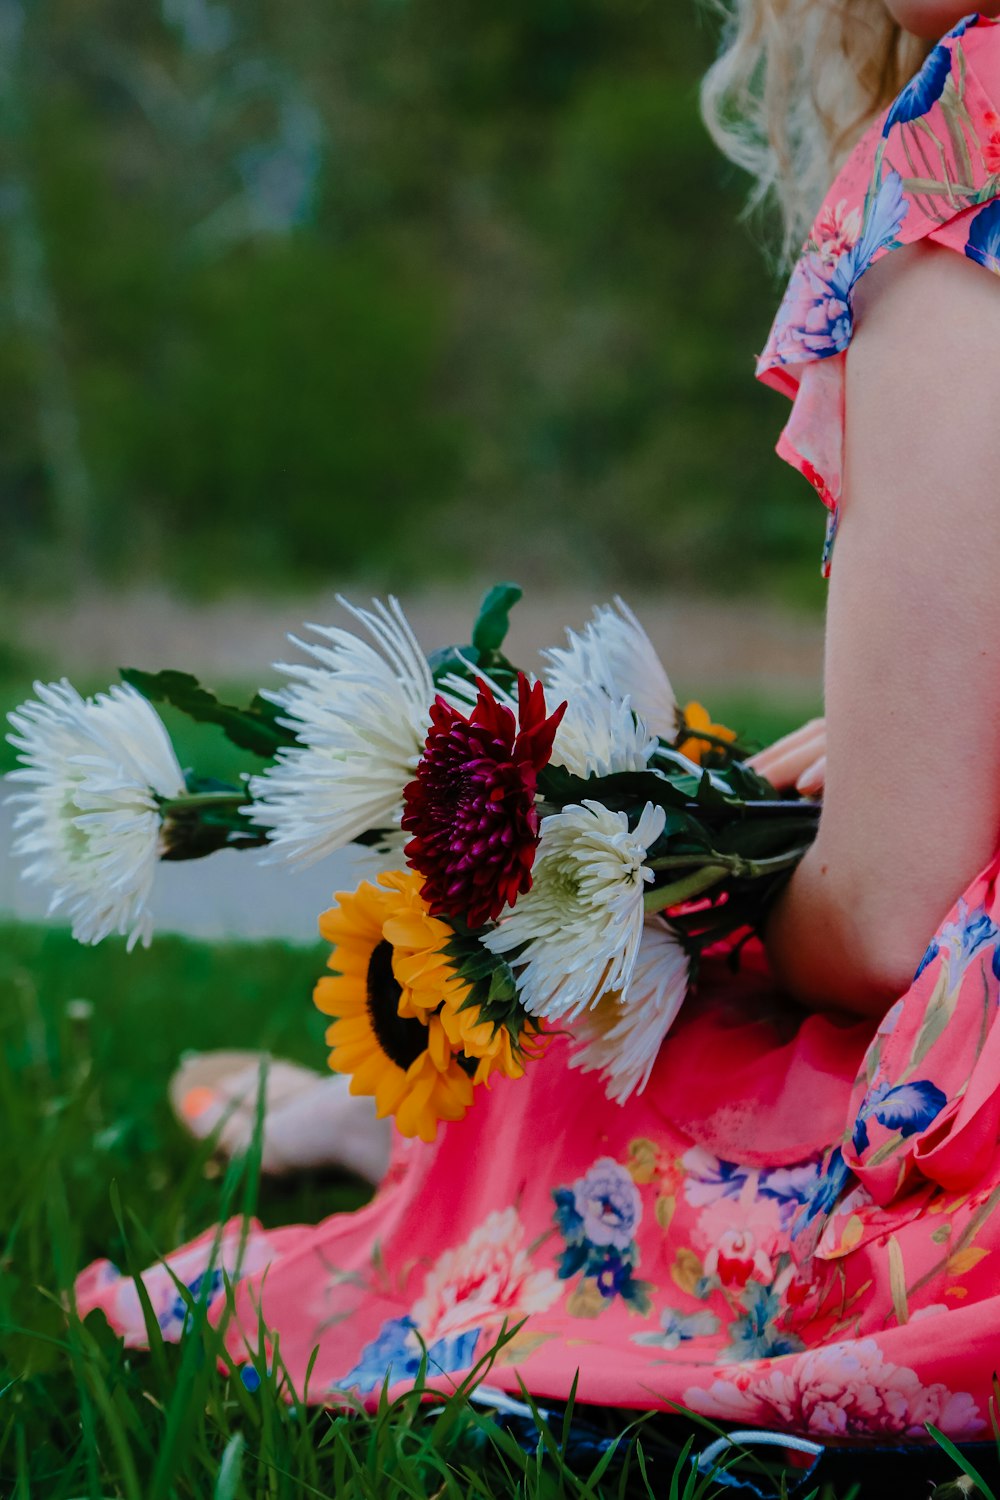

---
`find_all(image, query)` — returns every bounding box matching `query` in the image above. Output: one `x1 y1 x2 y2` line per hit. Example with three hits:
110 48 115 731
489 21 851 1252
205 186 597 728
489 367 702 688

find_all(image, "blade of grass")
213 1431 244 1500
926 1424 997 1500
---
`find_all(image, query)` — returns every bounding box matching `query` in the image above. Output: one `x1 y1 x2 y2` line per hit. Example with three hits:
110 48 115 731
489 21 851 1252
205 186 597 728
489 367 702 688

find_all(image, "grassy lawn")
0 922 990 1498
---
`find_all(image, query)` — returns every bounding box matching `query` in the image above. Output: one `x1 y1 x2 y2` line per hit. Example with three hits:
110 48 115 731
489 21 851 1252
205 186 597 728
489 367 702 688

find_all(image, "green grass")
0 922 986 1497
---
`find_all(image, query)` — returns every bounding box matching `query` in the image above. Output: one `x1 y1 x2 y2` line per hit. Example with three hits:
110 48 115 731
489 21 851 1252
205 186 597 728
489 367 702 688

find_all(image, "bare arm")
764 243 1000 1017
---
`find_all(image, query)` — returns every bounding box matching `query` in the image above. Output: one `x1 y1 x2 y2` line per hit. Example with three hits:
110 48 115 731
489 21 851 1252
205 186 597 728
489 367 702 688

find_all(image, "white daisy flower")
6 680 186 950
543 598 678 741
483 799 666 1020
568 918 690 1103
247 596 435 864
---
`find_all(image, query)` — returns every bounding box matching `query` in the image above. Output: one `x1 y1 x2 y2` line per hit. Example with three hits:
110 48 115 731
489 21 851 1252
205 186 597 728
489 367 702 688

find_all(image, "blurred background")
1 0 827 927
0 0 827 598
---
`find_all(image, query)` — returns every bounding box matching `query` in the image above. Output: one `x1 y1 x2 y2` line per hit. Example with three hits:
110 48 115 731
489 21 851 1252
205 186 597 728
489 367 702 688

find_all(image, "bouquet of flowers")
7 587 819 1140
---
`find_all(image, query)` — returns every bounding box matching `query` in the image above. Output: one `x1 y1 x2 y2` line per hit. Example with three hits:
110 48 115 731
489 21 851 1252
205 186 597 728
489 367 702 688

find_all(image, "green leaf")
720 758 779 802
425 585 524 699
121 668 297 759
537 764 707 814
487 963 518 1005
445 930 533 1051
427 643 480 681
646 809 712 856
471 583 522 657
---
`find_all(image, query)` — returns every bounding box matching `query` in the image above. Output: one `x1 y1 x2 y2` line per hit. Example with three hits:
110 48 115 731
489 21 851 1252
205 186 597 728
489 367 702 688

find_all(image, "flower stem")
643 845 812 914
643 865 730 912
159 792 246 815
649 844 811 876
647 853 729 872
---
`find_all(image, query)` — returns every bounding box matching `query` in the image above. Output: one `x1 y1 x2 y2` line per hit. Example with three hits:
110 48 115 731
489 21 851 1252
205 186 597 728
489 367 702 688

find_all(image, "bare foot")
169 1051 392 1184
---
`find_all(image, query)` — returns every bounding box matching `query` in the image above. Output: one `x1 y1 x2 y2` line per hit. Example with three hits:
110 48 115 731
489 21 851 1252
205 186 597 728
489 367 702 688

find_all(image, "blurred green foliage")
1 0 823 606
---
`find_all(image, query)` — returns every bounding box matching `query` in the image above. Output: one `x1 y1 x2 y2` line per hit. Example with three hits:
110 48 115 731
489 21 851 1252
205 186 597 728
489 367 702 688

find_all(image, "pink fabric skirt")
77 851 1000 1443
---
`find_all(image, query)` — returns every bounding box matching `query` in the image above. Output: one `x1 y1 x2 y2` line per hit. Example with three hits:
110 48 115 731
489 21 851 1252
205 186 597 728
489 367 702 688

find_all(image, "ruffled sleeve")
756 14 1000 574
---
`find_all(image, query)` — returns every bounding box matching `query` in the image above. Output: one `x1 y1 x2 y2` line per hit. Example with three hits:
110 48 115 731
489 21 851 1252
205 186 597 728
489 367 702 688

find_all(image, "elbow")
831 869 943 1015
833 926 923 1018
769 924 913 1020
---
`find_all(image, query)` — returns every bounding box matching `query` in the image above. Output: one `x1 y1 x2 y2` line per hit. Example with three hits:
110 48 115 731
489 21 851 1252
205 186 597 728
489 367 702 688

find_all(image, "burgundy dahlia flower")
401 675 566 929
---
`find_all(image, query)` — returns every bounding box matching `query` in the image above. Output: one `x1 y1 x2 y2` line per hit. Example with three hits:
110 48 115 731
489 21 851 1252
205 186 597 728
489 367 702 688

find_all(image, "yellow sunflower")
314 870 524 1140
675 700 737 765
438 1001 545 1087
316 872 472 1142
385 896 532 1087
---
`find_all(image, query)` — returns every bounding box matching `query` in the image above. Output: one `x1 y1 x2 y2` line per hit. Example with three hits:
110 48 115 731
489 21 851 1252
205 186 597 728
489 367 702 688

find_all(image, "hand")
747 718 826 796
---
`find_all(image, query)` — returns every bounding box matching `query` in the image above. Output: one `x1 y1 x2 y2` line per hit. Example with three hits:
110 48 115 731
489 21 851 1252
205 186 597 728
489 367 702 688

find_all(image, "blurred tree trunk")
0 0 94 578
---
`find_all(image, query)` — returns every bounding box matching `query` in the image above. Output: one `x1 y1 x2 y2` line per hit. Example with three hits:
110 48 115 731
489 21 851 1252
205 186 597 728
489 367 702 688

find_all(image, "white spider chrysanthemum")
550 684 657 779
568 919 690 1104
247 596 435 863
543 599 678 741
6 680 186 950
483 799 666 1021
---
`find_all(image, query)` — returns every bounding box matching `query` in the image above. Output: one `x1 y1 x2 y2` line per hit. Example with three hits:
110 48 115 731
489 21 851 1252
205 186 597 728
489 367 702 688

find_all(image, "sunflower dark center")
366 940 427 1071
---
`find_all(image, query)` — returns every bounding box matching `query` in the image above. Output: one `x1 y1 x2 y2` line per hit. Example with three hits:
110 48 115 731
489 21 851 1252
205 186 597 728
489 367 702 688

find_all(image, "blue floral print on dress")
756 13 1000 577
937 902 1000 988
160 1267 224 1339
336 1314 481 1395
915 940 940 981
792 1147 853 1237
758 1161 824 1226
947 14 980 40
721 1284 805 1362
632 1307 720 1351
845 172 910 280
966 200 1000 274
883 45 954 135
571 1156 641 1249
851 1077 948 1155
681 1148 820 1228
880 12 981 137
768 172 909 367
553 1156 653 1313
681 1148 754 1207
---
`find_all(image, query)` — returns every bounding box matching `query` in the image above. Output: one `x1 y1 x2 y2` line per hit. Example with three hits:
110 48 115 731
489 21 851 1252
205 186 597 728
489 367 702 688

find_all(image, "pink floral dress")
77 13 1000 1446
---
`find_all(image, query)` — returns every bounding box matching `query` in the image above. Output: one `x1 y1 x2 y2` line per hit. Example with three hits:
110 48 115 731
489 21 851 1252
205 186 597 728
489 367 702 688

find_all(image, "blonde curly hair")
701 0 929 256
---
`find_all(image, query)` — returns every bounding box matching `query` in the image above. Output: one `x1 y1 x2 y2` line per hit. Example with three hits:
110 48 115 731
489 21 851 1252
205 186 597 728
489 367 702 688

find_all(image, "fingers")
746 717 824 770
795 754 826 796
747 718 826 791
